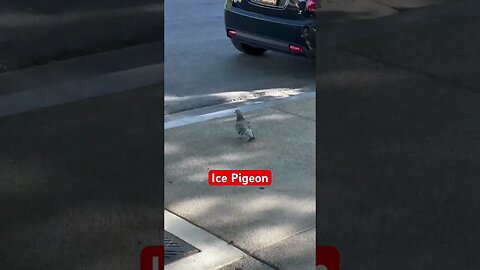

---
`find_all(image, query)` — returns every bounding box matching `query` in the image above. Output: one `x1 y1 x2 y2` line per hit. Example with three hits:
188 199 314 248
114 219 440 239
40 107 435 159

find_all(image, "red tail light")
228 30 237 38
306 0 316 13
289 45 303 54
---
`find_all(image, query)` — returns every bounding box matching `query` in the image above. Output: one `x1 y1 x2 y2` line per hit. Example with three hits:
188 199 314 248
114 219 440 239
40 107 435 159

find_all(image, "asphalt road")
317 0 458 26
0 0 163 72
0 85 164 270
0 0 158 13
163 0 457 115
164 0 315 114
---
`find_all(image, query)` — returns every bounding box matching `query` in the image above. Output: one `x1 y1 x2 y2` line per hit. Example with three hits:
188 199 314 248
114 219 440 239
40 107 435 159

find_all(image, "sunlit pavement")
164 1 316 265
164 98 316 269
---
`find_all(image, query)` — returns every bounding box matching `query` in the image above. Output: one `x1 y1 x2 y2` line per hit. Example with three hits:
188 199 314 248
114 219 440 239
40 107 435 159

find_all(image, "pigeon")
234 109 255 142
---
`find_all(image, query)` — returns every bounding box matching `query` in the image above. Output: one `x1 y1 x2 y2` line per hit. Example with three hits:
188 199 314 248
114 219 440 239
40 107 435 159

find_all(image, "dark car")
224 0 316 57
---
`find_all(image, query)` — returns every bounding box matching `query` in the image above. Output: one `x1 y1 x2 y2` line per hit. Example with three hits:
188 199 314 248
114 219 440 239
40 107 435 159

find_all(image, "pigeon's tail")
247 131 256 142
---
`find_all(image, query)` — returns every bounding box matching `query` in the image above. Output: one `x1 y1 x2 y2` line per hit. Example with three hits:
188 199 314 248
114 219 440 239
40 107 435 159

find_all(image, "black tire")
231 40 267 56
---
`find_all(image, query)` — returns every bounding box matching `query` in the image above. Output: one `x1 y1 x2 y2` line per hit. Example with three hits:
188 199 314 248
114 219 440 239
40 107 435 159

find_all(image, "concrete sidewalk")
164 98 316 269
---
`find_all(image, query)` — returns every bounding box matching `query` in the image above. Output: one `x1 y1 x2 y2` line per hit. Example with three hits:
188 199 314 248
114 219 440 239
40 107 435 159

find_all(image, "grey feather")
234 109 255 142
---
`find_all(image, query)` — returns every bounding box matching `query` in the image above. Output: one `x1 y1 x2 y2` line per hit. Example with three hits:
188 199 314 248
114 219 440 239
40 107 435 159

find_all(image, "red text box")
209 170 272 186
316 246 340 270
140 246 163 270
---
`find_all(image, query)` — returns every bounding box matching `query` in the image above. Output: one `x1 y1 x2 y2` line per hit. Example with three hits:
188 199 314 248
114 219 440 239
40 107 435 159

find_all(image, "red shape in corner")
140 246 164 270
316 245 340 270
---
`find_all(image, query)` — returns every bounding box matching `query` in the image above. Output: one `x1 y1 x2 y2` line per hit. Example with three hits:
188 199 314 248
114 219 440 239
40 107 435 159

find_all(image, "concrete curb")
164 210 245 270
164 91 315 130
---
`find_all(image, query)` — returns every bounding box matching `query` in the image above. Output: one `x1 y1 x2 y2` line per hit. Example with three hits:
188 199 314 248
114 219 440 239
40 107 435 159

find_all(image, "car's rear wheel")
231 41 267 56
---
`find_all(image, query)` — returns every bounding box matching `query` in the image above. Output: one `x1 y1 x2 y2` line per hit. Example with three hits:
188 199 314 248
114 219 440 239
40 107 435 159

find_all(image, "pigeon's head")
234 109 245 120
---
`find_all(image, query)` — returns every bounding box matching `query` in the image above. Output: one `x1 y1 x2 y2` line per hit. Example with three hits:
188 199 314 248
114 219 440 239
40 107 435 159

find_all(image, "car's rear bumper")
224 6 316 57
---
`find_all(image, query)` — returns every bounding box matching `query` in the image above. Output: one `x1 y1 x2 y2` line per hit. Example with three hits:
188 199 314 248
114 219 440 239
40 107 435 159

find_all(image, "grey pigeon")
234 109 255 142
